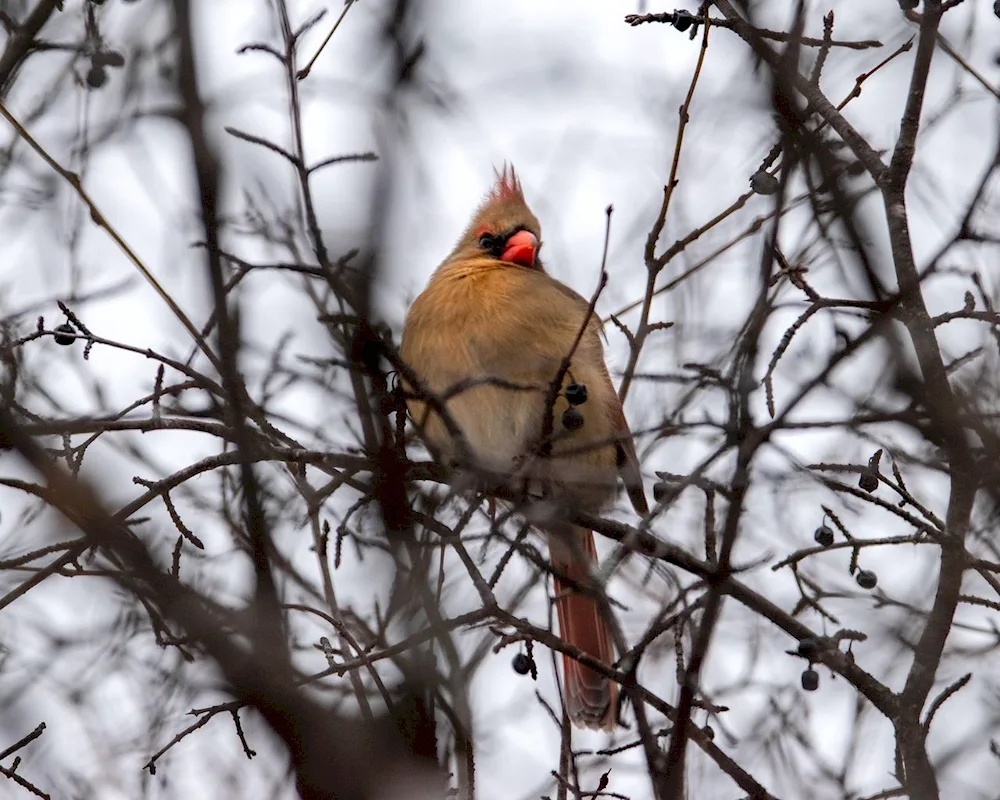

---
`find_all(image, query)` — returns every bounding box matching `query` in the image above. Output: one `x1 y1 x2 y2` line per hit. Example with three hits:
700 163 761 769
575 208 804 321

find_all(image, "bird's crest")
487 163 524 205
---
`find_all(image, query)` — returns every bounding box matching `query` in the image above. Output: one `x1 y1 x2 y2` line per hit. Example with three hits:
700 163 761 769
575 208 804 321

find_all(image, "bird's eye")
478 232 504 258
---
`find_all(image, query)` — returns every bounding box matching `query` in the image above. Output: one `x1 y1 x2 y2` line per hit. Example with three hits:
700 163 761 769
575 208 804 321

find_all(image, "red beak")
501 230 538 267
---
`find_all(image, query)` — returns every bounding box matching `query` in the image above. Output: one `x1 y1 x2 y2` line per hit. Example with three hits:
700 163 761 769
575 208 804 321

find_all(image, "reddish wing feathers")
610 397 648 515
592 357 648 516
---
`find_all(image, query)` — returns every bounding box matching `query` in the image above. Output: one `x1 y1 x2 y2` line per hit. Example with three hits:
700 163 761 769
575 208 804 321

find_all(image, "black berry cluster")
561 382 588 431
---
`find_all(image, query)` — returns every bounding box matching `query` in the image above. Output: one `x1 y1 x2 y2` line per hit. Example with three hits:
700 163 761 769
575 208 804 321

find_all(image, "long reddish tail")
547 526 617 731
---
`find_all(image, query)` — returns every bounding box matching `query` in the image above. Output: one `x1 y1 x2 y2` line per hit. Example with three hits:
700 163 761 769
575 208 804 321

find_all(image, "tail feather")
548 527 618 731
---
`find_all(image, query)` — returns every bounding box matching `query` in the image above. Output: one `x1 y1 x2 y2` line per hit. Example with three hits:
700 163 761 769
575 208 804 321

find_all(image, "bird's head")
449 164 542 269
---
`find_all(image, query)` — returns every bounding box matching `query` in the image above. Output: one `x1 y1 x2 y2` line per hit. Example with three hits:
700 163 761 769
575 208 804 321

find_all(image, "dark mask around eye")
478 232 504 259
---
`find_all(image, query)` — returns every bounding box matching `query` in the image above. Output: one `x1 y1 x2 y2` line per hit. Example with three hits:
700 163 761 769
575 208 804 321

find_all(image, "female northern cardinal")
400 166 648 731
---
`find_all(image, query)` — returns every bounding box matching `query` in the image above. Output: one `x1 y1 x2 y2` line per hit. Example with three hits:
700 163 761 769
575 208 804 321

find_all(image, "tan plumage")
400 166 648 731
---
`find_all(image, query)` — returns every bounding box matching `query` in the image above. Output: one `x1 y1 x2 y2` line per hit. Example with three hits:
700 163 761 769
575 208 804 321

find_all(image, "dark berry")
512 653 532 675
750 170 780 195
858 471 878 493
797 638 820 660
652 481 671 503
86 64 107 89
856 569 878 590
814 525 834 547
673 13 693 31
703 725 714 740
54 324 76 346
561 407 584 431
897 0 919 9
565 383 588 406
801 668 819 691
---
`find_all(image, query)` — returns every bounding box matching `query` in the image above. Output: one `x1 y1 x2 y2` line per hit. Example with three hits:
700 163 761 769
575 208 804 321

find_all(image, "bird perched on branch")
400 165 648 731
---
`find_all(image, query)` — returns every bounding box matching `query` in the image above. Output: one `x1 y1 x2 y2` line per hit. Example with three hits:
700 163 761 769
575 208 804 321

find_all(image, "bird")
399 165 648 731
